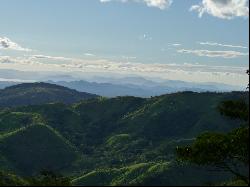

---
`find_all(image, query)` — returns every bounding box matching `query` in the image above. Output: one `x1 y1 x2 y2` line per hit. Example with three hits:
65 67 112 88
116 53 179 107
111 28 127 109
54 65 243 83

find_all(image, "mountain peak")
0 82 98 107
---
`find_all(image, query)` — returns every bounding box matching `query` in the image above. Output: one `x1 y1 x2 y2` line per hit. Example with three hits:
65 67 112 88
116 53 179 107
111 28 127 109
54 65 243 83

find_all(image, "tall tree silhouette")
176 70 249 184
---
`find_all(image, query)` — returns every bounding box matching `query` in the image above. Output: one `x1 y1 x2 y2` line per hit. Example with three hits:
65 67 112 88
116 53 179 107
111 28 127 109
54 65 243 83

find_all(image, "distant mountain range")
0 82 98 107
48 78 243 97
0 69 244 98
0 79 244 98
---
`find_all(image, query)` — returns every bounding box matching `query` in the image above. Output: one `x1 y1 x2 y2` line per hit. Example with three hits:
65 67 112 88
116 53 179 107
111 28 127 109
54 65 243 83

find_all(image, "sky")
0 0 249 86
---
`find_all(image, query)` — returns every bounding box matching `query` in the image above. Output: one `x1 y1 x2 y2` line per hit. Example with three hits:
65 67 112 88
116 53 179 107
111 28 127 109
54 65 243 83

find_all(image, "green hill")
0 82 98 107
118 92 246 139
0 111 42 135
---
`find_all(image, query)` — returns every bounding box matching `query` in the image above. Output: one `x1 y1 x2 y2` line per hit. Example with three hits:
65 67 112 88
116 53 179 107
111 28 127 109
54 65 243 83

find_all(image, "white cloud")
0 56 11 63
171 43 182 47
190 0 249 19
139 34 153 41
100 0 172 10
84 53 95 57
199 41 248 49
0 37 32 52
178 49 249 58
31 55 73 61
172 43 181 46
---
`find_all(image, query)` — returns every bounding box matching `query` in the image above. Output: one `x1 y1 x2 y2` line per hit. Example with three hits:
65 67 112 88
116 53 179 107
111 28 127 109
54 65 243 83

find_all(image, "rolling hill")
48 79 244 98
0 82 98 107
0 90 248 185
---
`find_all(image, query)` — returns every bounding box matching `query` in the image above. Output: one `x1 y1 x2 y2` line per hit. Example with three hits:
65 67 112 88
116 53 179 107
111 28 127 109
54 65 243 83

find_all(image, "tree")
28 170 71 186
218 100 249 122
176 95 249 184
0 170 28 186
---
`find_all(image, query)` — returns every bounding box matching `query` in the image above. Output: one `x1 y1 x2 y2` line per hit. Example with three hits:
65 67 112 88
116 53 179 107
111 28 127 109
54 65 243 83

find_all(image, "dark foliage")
176 96 249 184
28 170 71 186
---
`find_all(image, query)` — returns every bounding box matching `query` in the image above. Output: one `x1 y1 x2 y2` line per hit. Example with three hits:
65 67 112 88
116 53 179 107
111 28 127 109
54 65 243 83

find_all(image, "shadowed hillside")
0 82 98 107
0 124 79 176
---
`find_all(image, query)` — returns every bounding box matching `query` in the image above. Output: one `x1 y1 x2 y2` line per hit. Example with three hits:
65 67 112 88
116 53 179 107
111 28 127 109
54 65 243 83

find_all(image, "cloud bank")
190 0 249 19
178 49 249 58
100 0 172 9
199 41 248 49
0 55 248 86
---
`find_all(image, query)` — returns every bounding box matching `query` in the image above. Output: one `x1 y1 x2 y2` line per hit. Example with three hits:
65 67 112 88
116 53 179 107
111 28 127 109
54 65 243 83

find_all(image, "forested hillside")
0 84 248 185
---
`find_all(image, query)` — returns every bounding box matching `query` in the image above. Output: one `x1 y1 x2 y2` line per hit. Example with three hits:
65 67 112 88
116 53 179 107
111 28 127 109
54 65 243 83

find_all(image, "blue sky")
0 0 249 86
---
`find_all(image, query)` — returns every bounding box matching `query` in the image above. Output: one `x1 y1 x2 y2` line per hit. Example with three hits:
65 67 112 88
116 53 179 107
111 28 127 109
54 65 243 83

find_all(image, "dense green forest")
0 83 248 186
